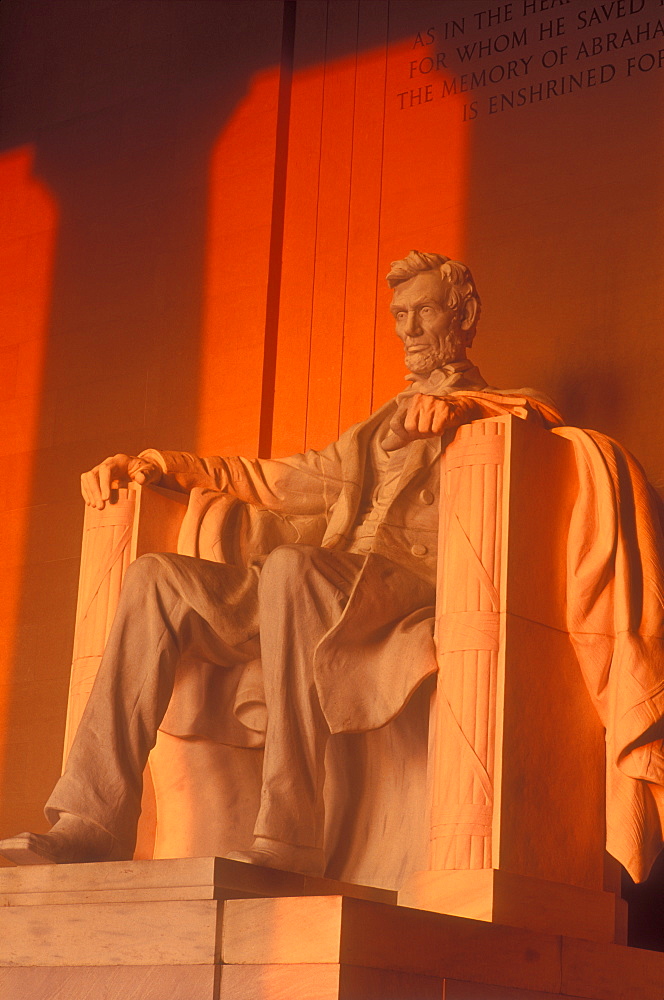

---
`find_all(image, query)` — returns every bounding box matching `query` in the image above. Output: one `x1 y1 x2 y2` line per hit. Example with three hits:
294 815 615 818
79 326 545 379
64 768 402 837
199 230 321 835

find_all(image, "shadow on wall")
0 0 294 845
0 0 440 855
556 364 626 434
0 145 58 801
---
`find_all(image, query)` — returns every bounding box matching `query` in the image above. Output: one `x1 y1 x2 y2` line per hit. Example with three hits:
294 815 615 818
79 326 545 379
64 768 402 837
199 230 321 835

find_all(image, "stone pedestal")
0 858 662 1000
399 868 624 944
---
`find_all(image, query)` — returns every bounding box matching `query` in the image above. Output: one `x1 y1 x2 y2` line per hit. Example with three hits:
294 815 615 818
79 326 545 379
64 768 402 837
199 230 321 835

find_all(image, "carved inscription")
396 0 664 119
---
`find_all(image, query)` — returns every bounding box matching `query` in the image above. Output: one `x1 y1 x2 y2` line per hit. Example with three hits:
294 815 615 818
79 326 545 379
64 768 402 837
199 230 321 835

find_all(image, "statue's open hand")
80 454 162 509
382 393 481 452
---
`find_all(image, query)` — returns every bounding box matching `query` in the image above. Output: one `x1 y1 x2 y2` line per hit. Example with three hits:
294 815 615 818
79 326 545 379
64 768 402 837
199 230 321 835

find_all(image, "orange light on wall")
372 35 471 413
0 147 58 776
270 29 471 455
198 66 285 459
199 9 471 460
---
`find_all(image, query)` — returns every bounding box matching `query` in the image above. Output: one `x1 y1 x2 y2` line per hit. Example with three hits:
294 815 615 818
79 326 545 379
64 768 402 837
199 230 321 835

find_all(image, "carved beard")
404 329 464 376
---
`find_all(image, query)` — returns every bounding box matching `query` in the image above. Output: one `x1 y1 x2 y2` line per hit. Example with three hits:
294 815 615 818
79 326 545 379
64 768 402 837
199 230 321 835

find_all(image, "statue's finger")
135 460 158 485
431 402 451 435
80 471 92 506
417 399 436 433
98 462 113 502
402 401 420 434
81 469 102 508
132 464 155 486
382 429 409 452
389 401 407 431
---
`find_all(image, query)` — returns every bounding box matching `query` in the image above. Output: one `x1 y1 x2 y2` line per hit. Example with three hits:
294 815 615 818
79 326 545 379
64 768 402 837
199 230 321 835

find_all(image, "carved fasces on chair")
64 490 136 766
401 415 626 943
430 419 505 871
64 486 187 767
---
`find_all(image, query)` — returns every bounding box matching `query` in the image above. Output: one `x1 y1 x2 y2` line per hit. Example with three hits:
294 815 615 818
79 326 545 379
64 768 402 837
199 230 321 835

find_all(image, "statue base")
0 857 661 1000
398 867 628 944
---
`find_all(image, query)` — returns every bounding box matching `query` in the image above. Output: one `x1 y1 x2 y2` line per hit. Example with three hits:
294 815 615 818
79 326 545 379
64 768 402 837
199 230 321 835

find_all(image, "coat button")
411 543 428 557
419 489 434 505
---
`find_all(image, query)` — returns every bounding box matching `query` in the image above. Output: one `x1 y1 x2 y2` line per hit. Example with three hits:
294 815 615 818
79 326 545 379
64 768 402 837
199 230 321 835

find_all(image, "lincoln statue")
2 250 662 889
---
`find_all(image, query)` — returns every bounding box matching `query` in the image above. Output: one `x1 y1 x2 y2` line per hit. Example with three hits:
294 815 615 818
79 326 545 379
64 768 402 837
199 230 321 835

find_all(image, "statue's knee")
259 544 315 591
122 552 179 593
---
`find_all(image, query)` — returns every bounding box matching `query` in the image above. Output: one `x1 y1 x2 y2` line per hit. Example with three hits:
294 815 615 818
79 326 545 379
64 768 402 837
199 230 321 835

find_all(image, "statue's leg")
230 544 363 876
1 552 260 865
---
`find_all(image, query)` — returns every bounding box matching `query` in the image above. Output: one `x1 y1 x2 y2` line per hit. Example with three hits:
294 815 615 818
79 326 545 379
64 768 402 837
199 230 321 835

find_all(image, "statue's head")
386 251 481 377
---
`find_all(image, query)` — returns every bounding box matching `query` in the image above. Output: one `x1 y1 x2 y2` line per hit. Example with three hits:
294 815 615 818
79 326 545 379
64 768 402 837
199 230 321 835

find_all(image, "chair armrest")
130 483 188 559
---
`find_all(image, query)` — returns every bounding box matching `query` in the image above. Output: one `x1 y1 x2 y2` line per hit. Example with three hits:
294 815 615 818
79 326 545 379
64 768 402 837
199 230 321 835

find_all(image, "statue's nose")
405 311 421 337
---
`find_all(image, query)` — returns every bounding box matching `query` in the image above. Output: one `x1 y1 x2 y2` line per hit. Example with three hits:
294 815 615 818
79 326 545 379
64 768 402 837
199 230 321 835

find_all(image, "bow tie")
403 363 488 398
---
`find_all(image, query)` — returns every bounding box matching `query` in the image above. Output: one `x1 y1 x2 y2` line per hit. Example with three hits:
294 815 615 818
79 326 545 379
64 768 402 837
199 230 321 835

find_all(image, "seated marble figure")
1 250 663 884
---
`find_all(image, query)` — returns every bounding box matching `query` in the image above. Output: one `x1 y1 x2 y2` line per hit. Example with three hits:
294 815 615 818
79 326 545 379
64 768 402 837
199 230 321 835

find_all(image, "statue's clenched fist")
382 393 482 452
80 453 162 509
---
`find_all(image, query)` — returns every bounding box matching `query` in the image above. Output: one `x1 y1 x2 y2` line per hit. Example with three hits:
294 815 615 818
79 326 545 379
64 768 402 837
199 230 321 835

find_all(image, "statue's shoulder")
488 384 558 410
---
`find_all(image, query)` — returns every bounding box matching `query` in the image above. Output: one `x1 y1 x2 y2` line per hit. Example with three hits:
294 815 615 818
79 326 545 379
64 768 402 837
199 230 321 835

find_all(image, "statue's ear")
459 296 479 340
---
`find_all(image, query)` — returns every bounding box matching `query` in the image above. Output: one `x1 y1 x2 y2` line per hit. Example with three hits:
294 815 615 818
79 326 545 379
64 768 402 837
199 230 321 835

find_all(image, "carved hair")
386 250 482 331
386 250 448 287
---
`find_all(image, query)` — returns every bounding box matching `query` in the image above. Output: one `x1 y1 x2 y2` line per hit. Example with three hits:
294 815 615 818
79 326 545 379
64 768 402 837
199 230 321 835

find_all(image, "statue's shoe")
0 832 72 865
0 818 120 866
226 841 325 878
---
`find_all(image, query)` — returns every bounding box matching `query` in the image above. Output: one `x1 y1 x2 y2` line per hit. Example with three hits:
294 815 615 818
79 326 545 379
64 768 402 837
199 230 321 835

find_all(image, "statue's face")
390 269 465 376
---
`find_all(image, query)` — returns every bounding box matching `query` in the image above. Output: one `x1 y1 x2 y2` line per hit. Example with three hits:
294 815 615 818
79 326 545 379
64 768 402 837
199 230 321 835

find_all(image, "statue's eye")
397 312 407 321
420 306 431 315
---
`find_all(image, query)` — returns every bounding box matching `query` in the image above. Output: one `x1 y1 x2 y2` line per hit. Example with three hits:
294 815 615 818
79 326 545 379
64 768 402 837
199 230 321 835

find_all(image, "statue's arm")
81 438 347 515
143 443 347 515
